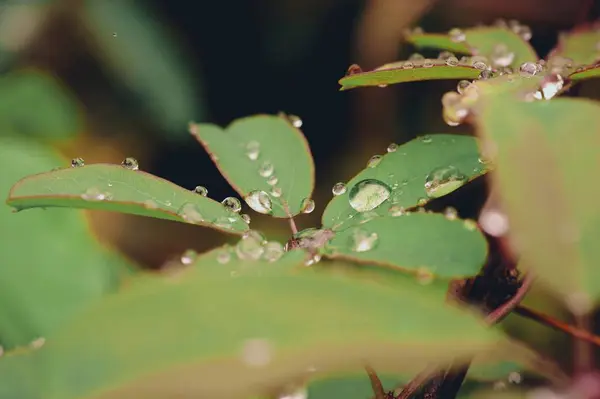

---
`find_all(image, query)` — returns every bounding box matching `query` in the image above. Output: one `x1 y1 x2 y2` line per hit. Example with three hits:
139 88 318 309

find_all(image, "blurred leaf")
567 65 600 82
0 265 508 399
322 134 486 230
324 213 487 279
0 137 131 350
407 27 538 67
548 26 600 66
339 62 481 90
82 0 205 137
191 114 315 218
0 70 82 141
474 95 600 302
474 74 545 100
7 163 249 235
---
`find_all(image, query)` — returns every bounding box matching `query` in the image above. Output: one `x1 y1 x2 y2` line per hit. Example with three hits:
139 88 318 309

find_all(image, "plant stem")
288 217 298 235
365 365 387 399
574 313 594 375
514 306 600 347
484 272 534 324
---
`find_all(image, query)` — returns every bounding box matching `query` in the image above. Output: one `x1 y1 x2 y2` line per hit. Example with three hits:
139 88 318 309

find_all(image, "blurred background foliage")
1 0 600 385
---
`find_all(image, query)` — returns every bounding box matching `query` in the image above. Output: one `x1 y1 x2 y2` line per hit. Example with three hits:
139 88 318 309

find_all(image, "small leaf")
322 134 487 230
548 25 600 67
407 27 538 67
191 114 315 218
339 61 481 90
324 213 487 279
474 94 600 302
0 137 131 350
0 265 507 399
7 163 248 234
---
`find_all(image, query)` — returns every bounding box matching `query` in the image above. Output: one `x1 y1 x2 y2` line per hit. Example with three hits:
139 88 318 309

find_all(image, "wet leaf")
7 164 248 235
322 134 486 230
548 26 600 67
0 264 507 399
324 213 487 279
474 94 600 302
191 114 315 218
0 137 131 350
567 64 600 82
339 62 481 90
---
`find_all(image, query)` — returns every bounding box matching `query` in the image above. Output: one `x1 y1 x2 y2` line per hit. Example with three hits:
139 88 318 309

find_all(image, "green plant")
3 19 600 399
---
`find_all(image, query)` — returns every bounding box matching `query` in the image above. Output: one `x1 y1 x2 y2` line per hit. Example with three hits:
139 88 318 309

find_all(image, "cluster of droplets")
73 157 140 202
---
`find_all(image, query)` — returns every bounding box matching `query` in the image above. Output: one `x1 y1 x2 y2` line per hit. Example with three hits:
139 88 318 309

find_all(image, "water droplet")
386 143 398 153
30 337 45 349
445 56 459 66
479 209 509 237
416 267 434 284
222 197 242 213
193 185 208 196
241 338 272 367
348 179 391 212
143 199 158 209
508 371 522 384
516 25 532 41
245 190 273 214
304 253 322 266
81 187 109 201
422 59 434 68
180 249 197 265
267 175 278 186
540 73 564 100
491 43 515 67
478 70 493 80
367 155 383 168
472 61 487 70
389 205 406 216
424 166 467 198
300 198 315 214
178 202 204 223
259 161 274 178
241 213 251 224
519 62 537 77
236 231 266 260
456 80 471 94
408 53 424 65
346 64 363 75
438 51 455 61
288 114 303 128
463 219 478 231
332 182 347 196
420 135 432 143
217 248 231 264
263 241 284 262
71 157 84 167
449 28 466 43
270 187 282 198
442 91 461 108
402 61 414 70
349 228 379 252
121 157 139 170
246 141 260 161
277 387 308 399
112 32 117 38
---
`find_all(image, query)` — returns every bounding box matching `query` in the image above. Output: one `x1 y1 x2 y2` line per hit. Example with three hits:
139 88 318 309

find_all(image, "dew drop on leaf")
193 185 208 196
445 56 459 66
259 161 275 178
241 213 251 224
263 241 284 262
423 59 434 68
420 134 433 143
300 198 315 214
121 157 139 170
463 219 478 231
180 249 197 265
366 155 383 168
348 179 391 212
348 228 379 252
388 205 406 217
402 61 414 69
443 206 458 220
217 248 231 264
346 64 363 76
304 253 322 266
478 70 494 80
245 141 260 161
245 190 273 214
81 187 109 201
448 27 466 43
438 51 455 61
266 175 278 186
332 182 347 196
540 73 564 100
143 199 158 209
270 187 282 198
71 157 84 168
236 231 266 260
288 114 303 128
472 61 488 70
491 43 515 68
386 143 398 153
222 197 242 213
178 202 204 223
519 62 538 77
424 166 467 198
456 80 471 94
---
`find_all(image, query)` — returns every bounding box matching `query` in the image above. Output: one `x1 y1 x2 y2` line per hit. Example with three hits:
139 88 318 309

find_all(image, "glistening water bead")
244 190 273 214
222 197 242 213
71 157 84 167
300 198 315 214
424 166 467 198
193 186 208 196
245 141 260 161
332 182 347 196
348 179 391 212
349 228 379 252
121 157 139 170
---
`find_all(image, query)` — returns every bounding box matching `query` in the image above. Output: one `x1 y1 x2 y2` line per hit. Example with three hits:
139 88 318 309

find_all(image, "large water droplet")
71 157 84 168
519 62 537 77
263 241 284 262
472 61 487 70
222 197 242 213
332 182 347 196
540 73 564 100
449 28 466 42
121 157 139 170
366 155 383 168
193 185 208 196
246 141 260 161
288 114 303 128
245 190 273 214
259 161 275 178
236 231 265 260
424 166 467 198
387 143 398 153
348 179 391 212
178 202 204 223
266 175 278 186
349 228 379 252
81 187 109 201
180 249 197 265
300 198 315 214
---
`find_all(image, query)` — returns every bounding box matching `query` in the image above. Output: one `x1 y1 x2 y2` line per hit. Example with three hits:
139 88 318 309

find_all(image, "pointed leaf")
339 62 481 90
548 25 600 67
0 137 131 350
0 264 507 399
567 64 600 83
474 94 600 302
407 27 538 67
7 163 248 235
324 213 487 279
322 134 487 230
191 114 315 218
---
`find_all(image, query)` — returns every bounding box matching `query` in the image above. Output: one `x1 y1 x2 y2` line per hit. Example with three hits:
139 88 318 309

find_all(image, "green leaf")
191 114 315 218
567 65 600 82
322 134 487 230
324 213 487 279
0 264 507 399
0 137 131 350
7 163 248 235
0 70 82 141
474 94 600 302
548 26 600 67
407 27 538 67
339 62 481 90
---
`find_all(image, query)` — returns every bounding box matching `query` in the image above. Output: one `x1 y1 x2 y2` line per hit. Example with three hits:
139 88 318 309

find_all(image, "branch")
485 272 534 324
365 365 387 399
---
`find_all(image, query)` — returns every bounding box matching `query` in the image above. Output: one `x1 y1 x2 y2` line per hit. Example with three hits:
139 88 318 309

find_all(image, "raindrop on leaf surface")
448 28 466 43
387 143 398 153
258 161 275 178
270 187 282 198
424 166 467 198
349 228 379 252
193 185 208 196
245 190 273 214
300 198 315 214
456 80 471 94
178 203 204 224
366 155 383 168
445 56 459 66
222 197 242 213
420 135 432 143
519 62 538 77
472 61 487 70
241 213 251 224
332 182 347 196
348 179 391 212
121 157 139 170
180 249 197 265
245 141 260 161
266 175 278 186
288 114 302 128
71 157 84 168
263 241 284 262
236 231 265 260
